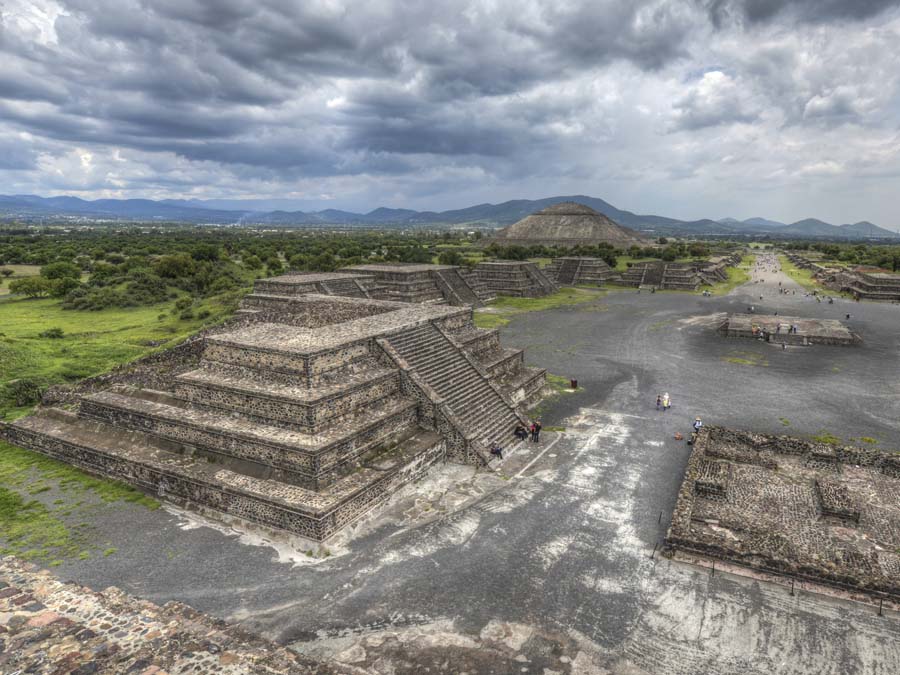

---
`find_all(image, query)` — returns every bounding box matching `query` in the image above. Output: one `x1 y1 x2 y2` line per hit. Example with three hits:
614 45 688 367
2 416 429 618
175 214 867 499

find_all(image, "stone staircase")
557 258 582 284
435 267 483 307
385 323 521 446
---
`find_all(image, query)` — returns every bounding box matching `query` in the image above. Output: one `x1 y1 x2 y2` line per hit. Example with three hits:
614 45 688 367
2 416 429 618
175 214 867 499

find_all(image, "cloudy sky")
3 0 900 226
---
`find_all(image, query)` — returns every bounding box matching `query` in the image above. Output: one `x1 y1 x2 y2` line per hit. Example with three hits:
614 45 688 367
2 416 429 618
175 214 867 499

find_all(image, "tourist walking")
656 394 662 410
490 442 503 459
514 424 528 441
662 392 671 411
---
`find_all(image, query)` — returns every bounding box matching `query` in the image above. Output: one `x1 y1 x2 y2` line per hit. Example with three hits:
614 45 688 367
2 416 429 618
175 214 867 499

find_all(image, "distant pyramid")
490 202 650 247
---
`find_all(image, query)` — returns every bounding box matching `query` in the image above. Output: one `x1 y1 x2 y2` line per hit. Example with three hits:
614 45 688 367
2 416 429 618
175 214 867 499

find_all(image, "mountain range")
1 193 897 239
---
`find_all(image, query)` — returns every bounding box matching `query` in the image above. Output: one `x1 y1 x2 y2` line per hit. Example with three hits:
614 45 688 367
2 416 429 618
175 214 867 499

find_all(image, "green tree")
9 276 52 298
438 250 464 266
40 261 81 280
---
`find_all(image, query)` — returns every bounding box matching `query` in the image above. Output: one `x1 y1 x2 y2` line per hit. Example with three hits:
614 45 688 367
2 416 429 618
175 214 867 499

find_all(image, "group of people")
656 392 671 411
492 419 543 460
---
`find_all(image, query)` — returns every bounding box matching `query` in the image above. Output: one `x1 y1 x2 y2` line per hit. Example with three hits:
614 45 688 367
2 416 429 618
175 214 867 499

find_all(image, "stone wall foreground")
0 556 332 674
666 426 900 601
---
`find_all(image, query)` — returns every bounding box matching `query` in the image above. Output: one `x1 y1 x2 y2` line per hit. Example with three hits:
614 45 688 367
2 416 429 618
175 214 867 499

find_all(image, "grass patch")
858 436 878 445
779 417 791 426
473 287 605 329
777 254 824 293
0 293 238 419
701 254 756 296
103 547 118 557
812 431 842 445
722 350 768 367
0 487 81 561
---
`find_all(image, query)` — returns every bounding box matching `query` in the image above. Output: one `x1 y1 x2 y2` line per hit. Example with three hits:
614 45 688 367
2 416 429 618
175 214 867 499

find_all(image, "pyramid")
490 202 650 248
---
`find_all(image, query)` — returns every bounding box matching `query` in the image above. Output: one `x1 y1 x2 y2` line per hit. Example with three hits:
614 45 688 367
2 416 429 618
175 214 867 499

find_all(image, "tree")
308 252 337 272
0 268 13 278
154 254 196 279
40 261 81 280
50 276 82 298
242 254 263 270
438 250 464 266
9 276 53 298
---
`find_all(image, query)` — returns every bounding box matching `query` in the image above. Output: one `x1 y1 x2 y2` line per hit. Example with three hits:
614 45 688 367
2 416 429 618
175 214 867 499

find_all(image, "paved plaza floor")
12 263 900 673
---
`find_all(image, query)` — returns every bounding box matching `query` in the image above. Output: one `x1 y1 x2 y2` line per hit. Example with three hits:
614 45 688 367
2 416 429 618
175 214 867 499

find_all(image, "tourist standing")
656 394 662 410
662 392 671 411
532 420 542 442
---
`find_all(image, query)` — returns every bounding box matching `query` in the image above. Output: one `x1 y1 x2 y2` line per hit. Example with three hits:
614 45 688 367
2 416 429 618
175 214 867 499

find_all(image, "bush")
50 276 81 298
178 309 194 320
197 309 211 320
438 250 464 266
0 268 12 278
38 327 65 339
4 378 45 407
174 296 193 312
242 254 263 270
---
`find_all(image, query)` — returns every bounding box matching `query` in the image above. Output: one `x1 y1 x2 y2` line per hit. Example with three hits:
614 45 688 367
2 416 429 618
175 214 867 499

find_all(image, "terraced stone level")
1 293 546 540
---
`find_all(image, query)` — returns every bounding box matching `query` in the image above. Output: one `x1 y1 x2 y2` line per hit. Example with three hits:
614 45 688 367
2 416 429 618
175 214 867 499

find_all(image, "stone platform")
0 556 329 674
545 256 618 286
474 261 558 297
719 314 859 346
666 427 900 600
342 263 492 307
1 294 545 541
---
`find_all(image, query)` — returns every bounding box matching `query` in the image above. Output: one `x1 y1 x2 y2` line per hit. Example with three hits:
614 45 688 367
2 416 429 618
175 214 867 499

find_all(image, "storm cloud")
2 0 900 225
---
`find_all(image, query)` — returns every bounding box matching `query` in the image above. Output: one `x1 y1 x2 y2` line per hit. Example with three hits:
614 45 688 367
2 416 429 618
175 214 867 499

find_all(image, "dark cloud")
703 0 900 26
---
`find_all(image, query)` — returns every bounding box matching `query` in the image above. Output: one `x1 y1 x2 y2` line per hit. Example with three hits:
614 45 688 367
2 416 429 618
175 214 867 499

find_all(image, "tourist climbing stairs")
385 323 521 447
557 258 581 285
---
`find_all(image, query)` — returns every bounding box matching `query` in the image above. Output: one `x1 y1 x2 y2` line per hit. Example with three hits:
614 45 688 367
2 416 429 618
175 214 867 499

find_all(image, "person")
514 424 528 441
656 394 662 410
490 442 503 459
693 417 703 433
532 419 542 442
662 392 671 411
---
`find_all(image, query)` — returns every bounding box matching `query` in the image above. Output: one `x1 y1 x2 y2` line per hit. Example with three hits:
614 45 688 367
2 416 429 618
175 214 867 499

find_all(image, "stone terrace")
545 257 619 286
1 294 545 541
474 261 558 297
719 313 859 346
0 556 330 674
666 426 900 600
343 263 493 307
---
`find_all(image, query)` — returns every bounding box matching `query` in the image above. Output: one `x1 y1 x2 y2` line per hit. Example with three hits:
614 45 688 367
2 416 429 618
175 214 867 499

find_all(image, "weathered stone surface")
489 201 650 247
719 313 859 346
0 557 332 674
666 426 900 599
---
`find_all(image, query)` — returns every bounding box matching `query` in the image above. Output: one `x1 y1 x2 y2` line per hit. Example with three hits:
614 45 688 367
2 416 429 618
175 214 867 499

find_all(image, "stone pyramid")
491 202 650 248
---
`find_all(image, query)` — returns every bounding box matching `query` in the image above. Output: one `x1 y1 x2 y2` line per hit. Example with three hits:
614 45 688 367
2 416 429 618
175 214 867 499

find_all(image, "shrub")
50 276 81 298
38 327 65 339
438 250 464 266
0 268 13 278
178 309 194 320
174 296 193 312
197 309 211 320
5 378 45 407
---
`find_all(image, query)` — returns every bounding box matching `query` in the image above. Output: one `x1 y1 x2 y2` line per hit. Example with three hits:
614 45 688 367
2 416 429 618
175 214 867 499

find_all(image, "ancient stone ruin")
718 314 860 346
342 263 493 306
666 426 900 600
0 556 326 674
474 261 558 297
545 257 618 286
619 261 702 291
1 292 545 541
786 253 900 302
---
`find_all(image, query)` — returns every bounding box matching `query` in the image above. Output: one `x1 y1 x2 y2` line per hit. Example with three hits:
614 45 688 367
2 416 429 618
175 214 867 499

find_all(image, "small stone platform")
474 261 558 297
719 314 859 346
0 556 329 674
343 263 492 307
666 427 900 600
545 257 618 286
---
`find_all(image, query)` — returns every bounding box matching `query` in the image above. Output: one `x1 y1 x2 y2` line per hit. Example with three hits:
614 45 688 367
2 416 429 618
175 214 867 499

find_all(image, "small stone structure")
718 314 859 346
252 271 380 300
545 256 618 286
666 427 900 600
786 254 900 302
0 556 329 674
474 261 558 297
1 294 545 541
343 263 493 307
847 271 900 302
619 261 702 290
695 253 742 285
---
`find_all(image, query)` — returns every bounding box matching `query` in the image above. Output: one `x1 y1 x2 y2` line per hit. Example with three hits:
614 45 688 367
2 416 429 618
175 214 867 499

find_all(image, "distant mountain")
0 193 897 238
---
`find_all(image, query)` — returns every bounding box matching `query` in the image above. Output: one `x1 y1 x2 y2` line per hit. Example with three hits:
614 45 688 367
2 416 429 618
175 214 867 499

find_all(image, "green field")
701 254 756 296
0 293 237 420
777 254 824 293
474 287 606 329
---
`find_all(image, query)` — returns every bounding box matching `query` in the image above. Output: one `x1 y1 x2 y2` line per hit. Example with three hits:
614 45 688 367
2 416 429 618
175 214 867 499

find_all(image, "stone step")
2 409 444 541
77 389 421 486
173 363 400 431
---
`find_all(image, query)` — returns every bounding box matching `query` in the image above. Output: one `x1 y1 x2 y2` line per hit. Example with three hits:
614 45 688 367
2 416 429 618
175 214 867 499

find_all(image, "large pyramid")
490 202 650 248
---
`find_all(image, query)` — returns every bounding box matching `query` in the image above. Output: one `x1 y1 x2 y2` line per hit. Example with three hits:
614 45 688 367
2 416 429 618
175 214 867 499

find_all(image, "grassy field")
777 254 824 293
701 254 756 296
474 287 606 329
0 292 239 420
